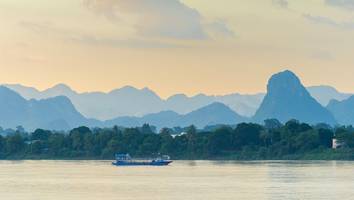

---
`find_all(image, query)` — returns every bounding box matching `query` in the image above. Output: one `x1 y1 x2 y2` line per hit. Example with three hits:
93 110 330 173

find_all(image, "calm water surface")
0 160 353 200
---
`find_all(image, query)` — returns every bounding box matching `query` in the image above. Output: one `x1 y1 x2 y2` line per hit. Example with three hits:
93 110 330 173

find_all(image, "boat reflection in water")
112 154 172 166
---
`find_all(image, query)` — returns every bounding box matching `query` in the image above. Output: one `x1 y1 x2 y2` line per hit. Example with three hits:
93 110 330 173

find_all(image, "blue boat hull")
112 160 172 166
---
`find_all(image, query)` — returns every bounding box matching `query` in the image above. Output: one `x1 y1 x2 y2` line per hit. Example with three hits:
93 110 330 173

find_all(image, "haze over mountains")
0 85 247 130
1 70 354 131
105 102 247 129
5 83 264 120
327 97 354 126
307 86 352 106
0 86 99 131
4 83 350 120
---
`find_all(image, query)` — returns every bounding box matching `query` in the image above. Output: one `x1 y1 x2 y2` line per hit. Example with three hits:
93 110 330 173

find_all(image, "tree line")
0 119 353 160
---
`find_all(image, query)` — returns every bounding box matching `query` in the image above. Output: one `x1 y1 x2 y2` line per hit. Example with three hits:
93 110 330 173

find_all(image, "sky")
1 0 354 98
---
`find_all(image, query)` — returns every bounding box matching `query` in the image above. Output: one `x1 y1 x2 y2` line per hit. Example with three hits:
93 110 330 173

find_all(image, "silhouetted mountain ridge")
0 86 98 130
5 83 351 121
253 70 336 125
4 84 263 119
327 95 354 125
0 86 247 130
105 102 248 129
4 70 354 129
307 85 351 106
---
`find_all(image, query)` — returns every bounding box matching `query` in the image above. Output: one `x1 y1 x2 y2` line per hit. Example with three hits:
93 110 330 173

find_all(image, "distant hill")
4 84 262 119
307 85 351 106
104 111 180 129
177 102 248 128
0 86 248 130
0 86 98 131
327 96 354 125
253 70 336 125
105 102 247 129
4 84 165 120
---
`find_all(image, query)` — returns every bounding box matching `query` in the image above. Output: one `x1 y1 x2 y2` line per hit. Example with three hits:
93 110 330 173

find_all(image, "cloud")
69 35 183 48
19 1 236 49
325 0 354 10
19 21 67 36
83 0 206 40
205 20 236 38
272 0 288 9
303 14 354 30
83 0 235 40
19 20 181 48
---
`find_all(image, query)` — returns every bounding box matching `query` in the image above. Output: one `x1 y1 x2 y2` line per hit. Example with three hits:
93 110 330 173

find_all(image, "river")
0 160 353 200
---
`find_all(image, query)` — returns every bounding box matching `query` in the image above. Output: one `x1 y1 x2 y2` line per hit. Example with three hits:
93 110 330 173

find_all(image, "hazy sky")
1 0 354 98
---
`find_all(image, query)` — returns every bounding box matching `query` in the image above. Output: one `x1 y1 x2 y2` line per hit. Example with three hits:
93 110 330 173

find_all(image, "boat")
112 153 172 166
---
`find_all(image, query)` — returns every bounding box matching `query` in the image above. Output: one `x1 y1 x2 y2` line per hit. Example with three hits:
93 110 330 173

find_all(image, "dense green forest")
0 119 353 160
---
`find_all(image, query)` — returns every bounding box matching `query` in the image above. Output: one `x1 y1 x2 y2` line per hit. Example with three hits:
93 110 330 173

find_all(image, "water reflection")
0 160 352 200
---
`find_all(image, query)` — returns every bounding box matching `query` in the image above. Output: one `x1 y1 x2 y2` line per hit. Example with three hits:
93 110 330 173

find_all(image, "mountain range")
0 86 247 131
327 97 354 125
307 85 352 106
4 84 263 120
3 83 351 121
0 86 99 131
1 70 354 131
105 102 247 129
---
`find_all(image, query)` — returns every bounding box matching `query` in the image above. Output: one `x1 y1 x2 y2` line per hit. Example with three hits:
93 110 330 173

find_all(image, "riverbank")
204 148 354 161
1 148 353 161
1 121 353 161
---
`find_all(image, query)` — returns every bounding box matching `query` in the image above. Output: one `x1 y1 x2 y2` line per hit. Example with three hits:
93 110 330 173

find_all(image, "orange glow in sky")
1 0 354 98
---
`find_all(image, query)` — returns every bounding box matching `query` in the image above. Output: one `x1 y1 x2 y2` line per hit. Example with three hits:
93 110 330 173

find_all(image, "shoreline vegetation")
0 119 353 161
